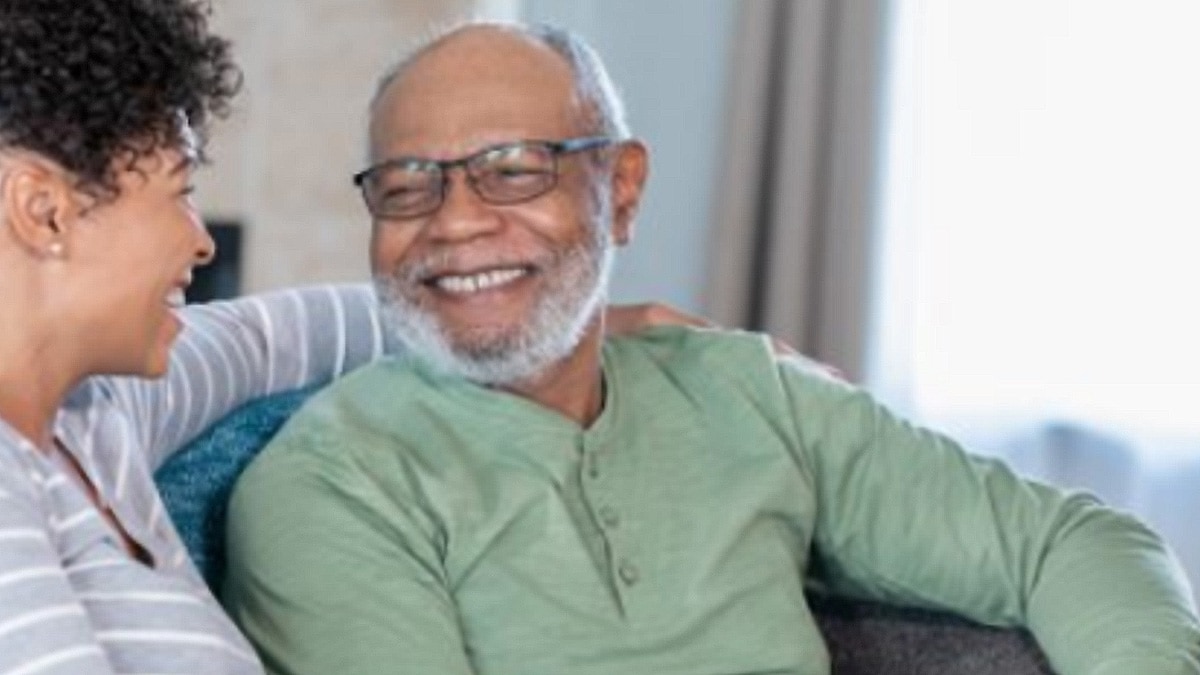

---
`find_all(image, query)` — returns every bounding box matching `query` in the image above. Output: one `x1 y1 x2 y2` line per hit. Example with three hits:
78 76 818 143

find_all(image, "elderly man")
222 22 1200 675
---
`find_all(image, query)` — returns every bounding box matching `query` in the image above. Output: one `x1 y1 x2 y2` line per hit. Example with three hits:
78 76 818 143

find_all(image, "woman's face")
64 145 215 378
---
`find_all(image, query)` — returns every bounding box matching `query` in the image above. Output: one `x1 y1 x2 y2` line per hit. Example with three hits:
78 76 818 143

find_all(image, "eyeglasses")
352 135 615 220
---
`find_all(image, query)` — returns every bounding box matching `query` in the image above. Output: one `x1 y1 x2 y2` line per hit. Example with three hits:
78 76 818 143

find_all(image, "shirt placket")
579 431 644 618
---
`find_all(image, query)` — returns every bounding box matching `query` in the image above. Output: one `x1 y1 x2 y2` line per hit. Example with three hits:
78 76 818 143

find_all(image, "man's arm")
222 433 475 675
779 359 1200 674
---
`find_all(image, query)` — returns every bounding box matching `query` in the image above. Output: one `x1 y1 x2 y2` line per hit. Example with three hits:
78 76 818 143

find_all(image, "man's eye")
380 185 430 204
494 166 548 178
383 185 425 196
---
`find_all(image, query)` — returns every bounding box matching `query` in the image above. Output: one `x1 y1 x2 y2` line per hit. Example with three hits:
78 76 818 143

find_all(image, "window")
875 0 1200 448
873 0 1200 600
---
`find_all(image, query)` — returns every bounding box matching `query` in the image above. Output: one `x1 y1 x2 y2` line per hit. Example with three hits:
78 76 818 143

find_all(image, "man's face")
367 30 644 384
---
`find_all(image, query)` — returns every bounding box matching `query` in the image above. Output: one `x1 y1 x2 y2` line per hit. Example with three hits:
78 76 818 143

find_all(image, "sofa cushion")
810 592 1052 673
155 386 318 588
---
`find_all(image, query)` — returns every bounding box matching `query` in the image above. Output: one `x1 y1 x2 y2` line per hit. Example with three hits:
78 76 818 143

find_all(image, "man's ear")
609 139 648 247
1 157 74 258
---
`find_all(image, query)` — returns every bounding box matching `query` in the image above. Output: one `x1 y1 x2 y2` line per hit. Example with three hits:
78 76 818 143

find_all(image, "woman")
0 1 710 672
0 1 328 672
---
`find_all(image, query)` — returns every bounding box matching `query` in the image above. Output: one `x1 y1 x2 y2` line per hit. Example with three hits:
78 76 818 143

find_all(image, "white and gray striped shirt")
0 284 384 675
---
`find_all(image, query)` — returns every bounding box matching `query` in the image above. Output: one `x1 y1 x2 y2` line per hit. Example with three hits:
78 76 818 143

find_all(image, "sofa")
155 388 1055 675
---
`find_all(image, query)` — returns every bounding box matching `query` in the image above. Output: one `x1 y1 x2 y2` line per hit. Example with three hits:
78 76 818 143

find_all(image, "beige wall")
195 0 481 292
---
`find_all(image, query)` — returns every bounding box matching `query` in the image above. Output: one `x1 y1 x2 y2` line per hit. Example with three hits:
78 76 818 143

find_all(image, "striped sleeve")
103 284 386 470
0 477 116 675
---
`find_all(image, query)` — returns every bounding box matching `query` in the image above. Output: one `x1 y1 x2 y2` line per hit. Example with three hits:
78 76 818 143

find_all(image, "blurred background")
194 0 1200 604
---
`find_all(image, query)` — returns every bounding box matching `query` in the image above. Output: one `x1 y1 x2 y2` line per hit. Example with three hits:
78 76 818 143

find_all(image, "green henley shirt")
224 326 1200 675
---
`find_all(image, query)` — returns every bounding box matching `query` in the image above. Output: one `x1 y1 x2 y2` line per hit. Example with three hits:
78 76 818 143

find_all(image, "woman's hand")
604 302 714 335
603 303 843 380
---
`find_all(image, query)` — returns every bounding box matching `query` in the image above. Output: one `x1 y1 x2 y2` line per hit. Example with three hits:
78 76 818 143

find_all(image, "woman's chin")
139 311 182 378
144 341 174 377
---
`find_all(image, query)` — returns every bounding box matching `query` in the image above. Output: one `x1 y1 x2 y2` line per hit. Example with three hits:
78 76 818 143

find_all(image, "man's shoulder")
241 356 486 485
292 356 447 429
323 355 429 397
239 359 424 479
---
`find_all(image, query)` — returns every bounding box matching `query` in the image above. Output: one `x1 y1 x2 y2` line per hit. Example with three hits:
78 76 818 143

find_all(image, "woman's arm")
100 284 383 470
95 283 811 471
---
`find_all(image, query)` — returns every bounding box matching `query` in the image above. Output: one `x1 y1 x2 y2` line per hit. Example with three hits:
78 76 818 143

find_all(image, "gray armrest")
809 592 1055 675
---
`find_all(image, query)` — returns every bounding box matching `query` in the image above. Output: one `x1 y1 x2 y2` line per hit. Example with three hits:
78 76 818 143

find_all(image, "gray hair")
369 21 631 140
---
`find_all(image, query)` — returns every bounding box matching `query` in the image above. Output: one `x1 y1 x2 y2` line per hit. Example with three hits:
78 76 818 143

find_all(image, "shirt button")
618 560 640 586
587 460 600 479
598 506 620 529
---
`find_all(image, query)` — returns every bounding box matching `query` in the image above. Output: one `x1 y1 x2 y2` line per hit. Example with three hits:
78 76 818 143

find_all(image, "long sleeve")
92 284 384 470
222 430 476 675
779 359 1200 674
0 471 117 675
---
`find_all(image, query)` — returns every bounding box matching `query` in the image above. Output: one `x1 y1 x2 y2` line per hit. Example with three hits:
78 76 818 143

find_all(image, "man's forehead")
370 100 583 161
409 25 568 78
370 43 582 160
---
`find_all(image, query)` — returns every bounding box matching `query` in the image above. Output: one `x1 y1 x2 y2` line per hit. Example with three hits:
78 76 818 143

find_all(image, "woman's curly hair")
0 0 241 199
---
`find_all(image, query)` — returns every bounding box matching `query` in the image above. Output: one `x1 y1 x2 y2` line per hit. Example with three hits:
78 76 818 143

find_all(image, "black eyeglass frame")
352 135 616 219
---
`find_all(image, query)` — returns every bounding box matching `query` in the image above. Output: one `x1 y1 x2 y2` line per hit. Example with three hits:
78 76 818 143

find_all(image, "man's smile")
424 265 533 295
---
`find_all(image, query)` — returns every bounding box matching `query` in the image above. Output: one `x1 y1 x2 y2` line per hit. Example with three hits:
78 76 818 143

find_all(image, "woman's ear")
1 157 74 259
609 139 649 247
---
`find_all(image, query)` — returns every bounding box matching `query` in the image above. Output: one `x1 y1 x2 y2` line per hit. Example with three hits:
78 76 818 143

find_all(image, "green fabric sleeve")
778 358 1200 674
221 430 476 675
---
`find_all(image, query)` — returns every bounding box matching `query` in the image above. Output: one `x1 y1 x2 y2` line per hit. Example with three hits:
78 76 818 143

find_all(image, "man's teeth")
434 268 527 294
166 289 187 308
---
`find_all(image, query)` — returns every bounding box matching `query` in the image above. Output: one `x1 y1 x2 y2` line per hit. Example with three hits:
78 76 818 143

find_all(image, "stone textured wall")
195 0 480 292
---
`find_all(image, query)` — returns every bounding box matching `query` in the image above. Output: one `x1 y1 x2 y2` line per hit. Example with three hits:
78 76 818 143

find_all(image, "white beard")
375 220 614 387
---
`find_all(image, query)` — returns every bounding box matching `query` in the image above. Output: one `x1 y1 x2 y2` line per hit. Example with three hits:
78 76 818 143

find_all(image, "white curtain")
870 0 1200 604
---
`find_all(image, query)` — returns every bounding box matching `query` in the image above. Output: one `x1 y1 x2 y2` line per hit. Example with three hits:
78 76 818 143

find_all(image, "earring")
47 241 64 258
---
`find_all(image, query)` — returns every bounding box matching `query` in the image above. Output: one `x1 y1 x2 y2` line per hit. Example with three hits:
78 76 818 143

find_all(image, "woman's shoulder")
0 431 53 523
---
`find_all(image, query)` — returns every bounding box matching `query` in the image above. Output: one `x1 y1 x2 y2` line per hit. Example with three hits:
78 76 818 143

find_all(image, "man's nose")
424 167 503 243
